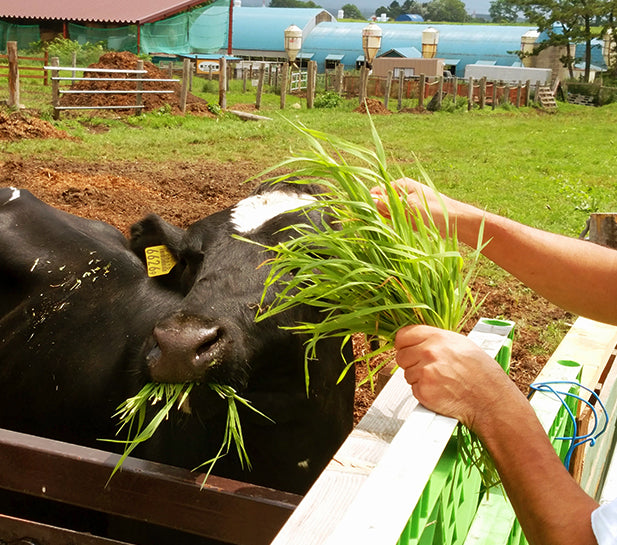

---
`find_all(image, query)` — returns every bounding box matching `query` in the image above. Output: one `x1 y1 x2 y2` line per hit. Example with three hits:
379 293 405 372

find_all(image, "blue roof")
301 22 538 71
395 14 424 22
230 7 333 52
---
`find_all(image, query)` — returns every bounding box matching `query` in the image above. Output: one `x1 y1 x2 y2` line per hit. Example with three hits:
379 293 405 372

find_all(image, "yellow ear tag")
145 245 178 277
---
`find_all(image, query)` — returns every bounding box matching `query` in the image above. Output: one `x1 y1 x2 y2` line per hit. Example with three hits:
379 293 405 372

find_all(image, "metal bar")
51 77 177 83
44 66 147 74
0 427 301 545
59 90 175 94
53 105 146 110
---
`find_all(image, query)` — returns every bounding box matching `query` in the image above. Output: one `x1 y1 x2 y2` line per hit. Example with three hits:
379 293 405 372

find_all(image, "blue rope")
528 380 609 469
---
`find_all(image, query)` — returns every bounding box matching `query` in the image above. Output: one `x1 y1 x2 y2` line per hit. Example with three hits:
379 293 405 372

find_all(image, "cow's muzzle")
147 313 224 383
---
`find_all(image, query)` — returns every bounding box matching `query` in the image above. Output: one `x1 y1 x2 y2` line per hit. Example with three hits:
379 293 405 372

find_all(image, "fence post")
335 63 344 95
306 60 316 109
7 41 19 109
280 62 288 109
180 58 191 114
436 75 443 110
135 60 144 115
358 65 368 104
516 82 522 107
43 50 49 86
218 56 227 110
255 63 265 110
479 76 486 109
418 73 425 109
492 80 497 110
384 70 393 110
467 76 474 111
51 56 60 120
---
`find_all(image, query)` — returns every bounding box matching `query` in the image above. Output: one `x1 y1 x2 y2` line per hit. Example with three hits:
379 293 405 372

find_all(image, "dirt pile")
0 111 74 141
58 51 210 115
354 98 392 115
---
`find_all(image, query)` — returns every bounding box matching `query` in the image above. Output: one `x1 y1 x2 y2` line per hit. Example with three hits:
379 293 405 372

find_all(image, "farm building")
0 1 609 76
228 7 335 60
0 0 231 55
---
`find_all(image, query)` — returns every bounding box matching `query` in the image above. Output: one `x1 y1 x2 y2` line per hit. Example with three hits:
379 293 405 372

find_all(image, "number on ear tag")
145 245 177 277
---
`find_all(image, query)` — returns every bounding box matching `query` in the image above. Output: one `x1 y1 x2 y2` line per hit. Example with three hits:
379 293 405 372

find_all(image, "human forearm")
454 203 617 325
473 398 599 545
374 179 617 325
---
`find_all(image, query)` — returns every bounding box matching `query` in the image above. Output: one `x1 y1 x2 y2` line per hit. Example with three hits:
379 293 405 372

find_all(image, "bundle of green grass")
253 119 499 488
256 120 482 384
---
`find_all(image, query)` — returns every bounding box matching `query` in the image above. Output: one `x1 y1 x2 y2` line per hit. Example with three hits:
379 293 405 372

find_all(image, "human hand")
370 178 451 235
395 324 520 432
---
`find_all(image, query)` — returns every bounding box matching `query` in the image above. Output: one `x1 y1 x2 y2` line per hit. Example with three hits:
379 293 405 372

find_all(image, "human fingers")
370 186 391 218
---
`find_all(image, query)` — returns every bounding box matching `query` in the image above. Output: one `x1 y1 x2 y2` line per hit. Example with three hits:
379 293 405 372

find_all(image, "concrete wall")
464 64 552 84
371 57 444 78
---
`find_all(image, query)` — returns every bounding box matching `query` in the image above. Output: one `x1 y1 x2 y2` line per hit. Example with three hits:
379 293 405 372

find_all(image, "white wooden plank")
324 399 457 545
272 318 513 545
548 317 617 389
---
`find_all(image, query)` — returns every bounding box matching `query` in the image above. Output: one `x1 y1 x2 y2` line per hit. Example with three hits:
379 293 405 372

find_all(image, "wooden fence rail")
0 427 300 545
0 42 48 87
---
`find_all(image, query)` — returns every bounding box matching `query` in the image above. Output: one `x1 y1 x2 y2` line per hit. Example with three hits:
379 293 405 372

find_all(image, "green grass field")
4 75 617 242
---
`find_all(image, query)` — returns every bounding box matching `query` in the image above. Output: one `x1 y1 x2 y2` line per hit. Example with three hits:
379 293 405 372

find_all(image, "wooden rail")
0 428 300 544
0 48 48 85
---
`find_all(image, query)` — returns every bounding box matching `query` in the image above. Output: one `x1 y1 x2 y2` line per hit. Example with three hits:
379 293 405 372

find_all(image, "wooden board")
272 318 514 545
0 428 300 545
546 317 617 390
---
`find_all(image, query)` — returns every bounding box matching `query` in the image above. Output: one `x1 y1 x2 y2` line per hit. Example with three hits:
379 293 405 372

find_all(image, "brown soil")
0 111 77 141
0 112 571 424
354 98 392 115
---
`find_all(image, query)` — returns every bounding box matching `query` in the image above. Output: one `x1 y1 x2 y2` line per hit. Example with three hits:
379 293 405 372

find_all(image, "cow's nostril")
195 327 221 362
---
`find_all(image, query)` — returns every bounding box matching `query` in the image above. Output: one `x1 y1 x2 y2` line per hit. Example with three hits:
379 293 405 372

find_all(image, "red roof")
1 0 211 24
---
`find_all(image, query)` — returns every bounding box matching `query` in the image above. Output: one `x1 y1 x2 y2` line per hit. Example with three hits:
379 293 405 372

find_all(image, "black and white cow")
0 183 354 496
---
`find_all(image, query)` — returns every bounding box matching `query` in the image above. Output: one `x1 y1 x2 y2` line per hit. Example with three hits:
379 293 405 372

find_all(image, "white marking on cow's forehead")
4 187 20 204
231 190 316 234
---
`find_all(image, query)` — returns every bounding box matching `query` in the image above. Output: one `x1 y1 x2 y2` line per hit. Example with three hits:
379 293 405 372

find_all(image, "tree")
507 0 606 81
605 0 617 76
424 0 469 21
489 0 520 21
340 3 365 18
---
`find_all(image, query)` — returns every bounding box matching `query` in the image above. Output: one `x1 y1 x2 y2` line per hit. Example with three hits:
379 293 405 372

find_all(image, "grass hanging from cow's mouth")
104 382 271 484
251 117 501 490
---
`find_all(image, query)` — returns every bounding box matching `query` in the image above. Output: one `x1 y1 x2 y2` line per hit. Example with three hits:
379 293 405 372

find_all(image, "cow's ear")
129 214 185 262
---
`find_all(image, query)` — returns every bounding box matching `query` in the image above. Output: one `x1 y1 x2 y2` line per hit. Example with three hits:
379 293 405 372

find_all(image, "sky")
240 0 492 16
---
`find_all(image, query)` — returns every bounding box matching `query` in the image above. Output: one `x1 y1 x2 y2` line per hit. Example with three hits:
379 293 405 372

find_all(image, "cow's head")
130 182 327 392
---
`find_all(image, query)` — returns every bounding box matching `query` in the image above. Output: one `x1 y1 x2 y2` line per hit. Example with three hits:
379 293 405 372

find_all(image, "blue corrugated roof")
231 7 333 51
301 22 538 71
